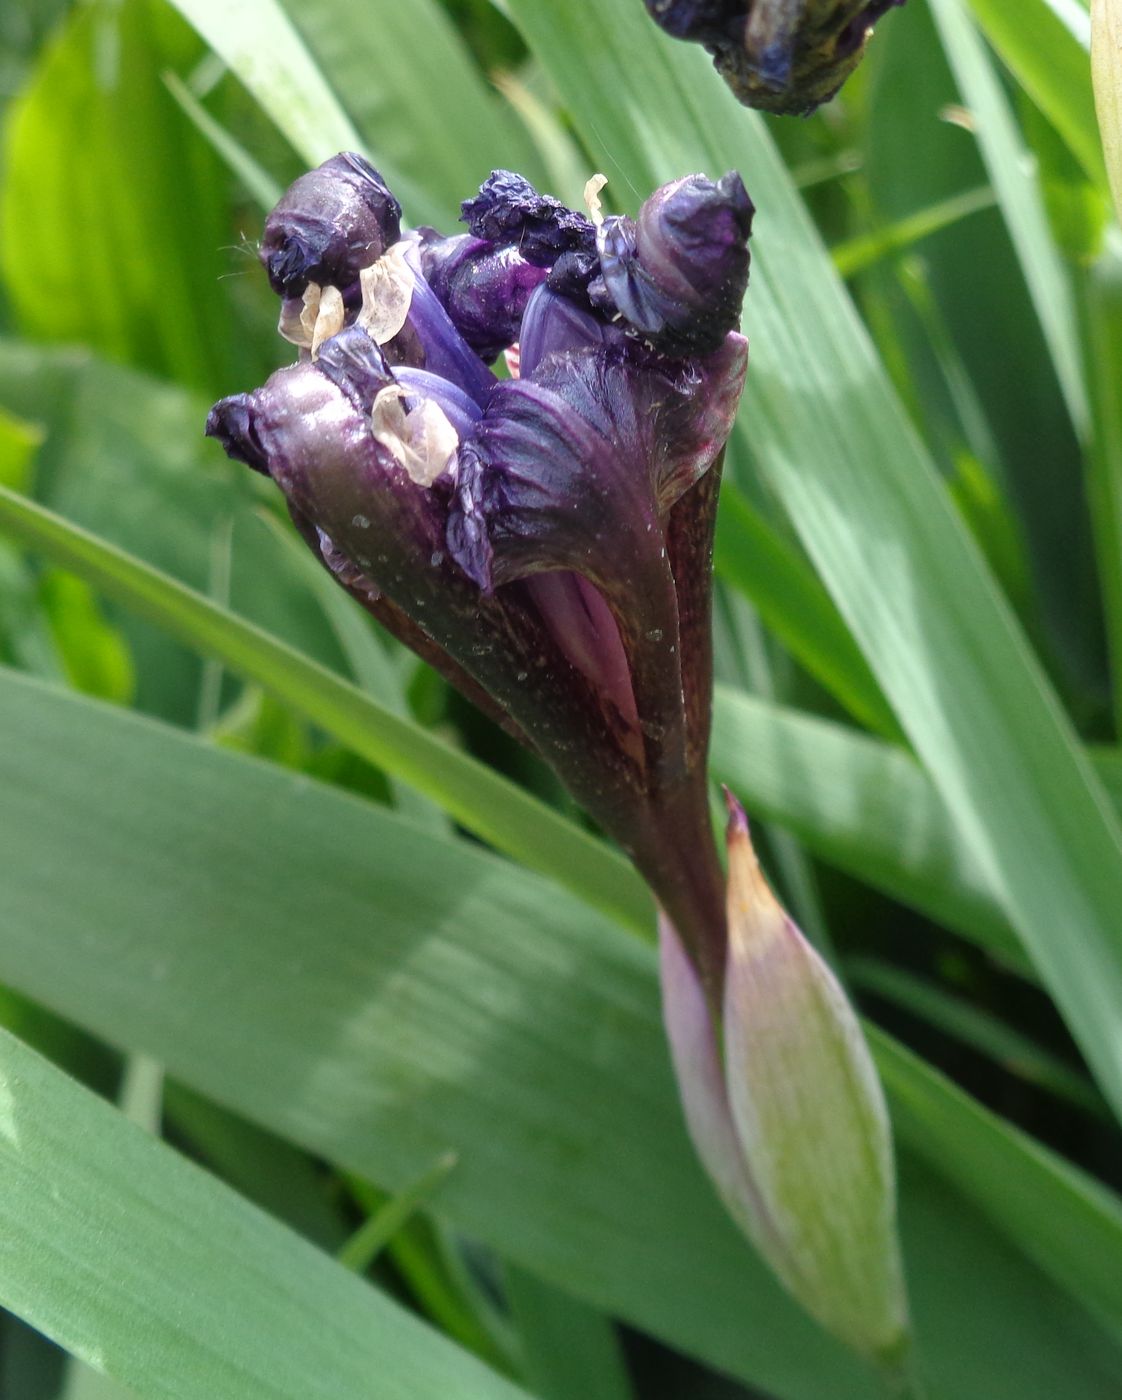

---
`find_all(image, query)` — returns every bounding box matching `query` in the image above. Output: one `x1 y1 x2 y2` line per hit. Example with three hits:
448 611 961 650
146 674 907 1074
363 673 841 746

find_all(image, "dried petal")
460 169 595 266
371 383 460 487
356 242 416 346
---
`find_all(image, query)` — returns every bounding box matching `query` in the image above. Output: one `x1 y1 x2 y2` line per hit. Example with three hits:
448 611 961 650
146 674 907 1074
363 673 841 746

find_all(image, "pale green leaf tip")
1093 0 1122 224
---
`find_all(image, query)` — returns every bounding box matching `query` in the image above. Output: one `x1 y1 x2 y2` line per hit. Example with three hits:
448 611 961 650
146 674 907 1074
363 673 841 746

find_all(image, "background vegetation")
0 0 1120 1396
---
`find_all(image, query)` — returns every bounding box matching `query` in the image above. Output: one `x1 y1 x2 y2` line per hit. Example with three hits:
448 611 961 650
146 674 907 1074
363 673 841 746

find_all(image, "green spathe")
723 809 909 1365
660 799 910 1370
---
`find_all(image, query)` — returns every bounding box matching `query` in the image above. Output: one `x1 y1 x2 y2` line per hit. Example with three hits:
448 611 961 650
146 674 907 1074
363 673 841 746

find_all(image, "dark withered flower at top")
207 154 752 991
645 0 907 115
591 172 754 356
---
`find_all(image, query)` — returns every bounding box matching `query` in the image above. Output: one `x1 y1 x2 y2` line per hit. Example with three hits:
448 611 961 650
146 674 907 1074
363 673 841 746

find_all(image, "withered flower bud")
645 0 907 115
259 152 401 298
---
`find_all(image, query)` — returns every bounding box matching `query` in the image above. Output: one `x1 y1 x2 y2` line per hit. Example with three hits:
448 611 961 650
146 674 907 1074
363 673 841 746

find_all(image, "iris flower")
207 154 909 1368
209 153 751 996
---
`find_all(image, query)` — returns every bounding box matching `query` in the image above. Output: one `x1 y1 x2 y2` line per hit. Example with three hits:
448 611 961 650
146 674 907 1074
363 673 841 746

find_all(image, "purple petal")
651 333 748 512
448 352 700 787
392 243 497 407
591 173 753 356
448 361 664 595
207 359 651 837
259 153 401 297
524 571 639 737
415 231 548 363
516 285 630 380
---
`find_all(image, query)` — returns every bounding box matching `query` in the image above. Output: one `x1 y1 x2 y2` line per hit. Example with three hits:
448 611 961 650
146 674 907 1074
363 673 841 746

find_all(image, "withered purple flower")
206 154 912 1364
644 0 907 115
208 155 751 994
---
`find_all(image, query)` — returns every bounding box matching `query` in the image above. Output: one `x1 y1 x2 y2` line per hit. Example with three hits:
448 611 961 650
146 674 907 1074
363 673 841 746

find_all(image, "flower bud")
644 0 907 115
210 155 752 983
660 794 910 1366
591 173 754 356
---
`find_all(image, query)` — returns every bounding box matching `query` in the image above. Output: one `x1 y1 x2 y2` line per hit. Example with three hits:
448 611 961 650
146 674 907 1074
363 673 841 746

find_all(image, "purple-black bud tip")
206 395 271 476
593 171 753 356
259 152 402 297
314 324 393 411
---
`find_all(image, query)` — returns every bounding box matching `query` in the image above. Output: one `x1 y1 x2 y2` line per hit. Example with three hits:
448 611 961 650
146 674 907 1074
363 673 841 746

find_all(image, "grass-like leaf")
2 666 1121 1398
0 1025 531 1400
929 0 1089 438
964 0 1104 187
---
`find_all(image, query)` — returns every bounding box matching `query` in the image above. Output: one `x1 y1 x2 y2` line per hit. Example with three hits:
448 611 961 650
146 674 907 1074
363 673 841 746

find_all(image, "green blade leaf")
166 0 363 168
851 959 1107 1116
162 69 282 210
0 1026 530 1400
964 0 1105 188
872 1028 1122 1349
929 0 1089 439
277 0 541 227
0 0 236 394
337 1154 458 1274
711 685 1024 964
501 0 1122 1122
831 185 997 279
505 1267 634 1400
0 484 648 933
2 666 1121 1398
714 486 901 739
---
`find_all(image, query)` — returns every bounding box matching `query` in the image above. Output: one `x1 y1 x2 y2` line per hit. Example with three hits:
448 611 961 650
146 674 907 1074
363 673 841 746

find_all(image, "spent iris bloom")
645 0 908 114
209 153 751 996
207 153 910 1366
